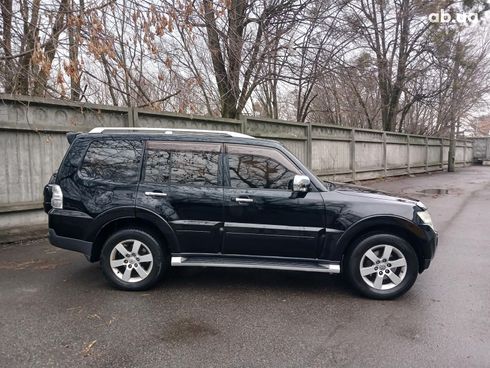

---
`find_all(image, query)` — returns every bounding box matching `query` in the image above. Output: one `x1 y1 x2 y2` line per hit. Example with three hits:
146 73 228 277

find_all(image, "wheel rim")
109 239 153 283
359 244 407 291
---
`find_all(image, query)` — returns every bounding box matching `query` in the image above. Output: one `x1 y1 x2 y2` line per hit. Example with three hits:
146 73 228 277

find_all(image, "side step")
171 255 340 274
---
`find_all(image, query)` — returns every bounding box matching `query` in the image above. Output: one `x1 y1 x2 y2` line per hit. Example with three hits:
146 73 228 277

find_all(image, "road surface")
1 166 489 367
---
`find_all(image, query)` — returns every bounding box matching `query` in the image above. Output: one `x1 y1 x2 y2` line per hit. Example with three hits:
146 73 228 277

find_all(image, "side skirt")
171 254 340 274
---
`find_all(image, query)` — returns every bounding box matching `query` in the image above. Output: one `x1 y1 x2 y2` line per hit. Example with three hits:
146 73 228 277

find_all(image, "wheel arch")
90 208 179 262
335 216 428 273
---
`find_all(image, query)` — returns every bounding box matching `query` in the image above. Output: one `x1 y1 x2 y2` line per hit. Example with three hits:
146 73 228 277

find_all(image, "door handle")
145 191 168 197
234 197 254 203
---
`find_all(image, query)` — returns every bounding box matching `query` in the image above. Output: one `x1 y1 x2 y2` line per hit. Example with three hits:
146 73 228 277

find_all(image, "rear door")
136 140 224 254
222 144 326 259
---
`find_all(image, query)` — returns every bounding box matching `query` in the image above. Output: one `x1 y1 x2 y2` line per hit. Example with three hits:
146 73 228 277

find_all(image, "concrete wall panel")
387 143 408 168
312 140 351 173
0 95 475 231
355 142 383 170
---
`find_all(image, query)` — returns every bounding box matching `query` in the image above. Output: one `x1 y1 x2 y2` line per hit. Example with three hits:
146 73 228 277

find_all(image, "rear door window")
79 139 143 183
144 141 221 186
144 150 171 184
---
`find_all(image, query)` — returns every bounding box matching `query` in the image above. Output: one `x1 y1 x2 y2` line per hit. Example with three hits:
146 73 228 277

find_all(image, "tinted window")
144 142 220 186
171 151 219 186
79 139 143 183
228 146 300 190
145 150 170 183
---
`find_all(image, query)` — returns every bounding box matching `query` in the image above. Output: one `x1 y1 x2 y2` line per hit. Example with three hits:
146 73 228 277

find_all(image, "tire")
100 228 167 291
345 233 419 300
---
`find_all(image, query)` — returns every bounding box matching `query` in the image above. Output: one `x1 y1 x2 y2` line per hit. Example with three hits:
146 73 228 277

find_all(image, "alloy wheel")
359 244 407 290
109 239 154 283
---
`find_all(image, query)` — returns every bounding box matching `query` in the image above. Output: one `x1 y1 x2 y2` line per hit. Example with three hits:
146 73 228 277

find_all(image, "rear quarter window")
79 139 143 183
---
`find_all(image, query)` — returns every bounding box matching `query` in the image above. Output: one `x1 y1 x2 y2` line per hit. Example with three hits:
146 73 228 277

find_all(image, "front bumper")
48 228 94 261
420 229 438 272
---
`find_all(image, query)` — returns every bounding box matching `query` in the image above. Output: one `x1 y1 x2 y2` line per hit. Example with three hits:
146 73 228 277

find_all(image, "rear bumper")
48 228 94 261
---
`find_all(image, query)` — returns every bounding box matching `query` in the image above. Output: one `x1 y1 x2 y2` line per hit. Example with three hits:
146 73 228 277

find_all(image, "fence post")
240 115 247 134
132 106 138 127
307 123 312 169
350 129 357 182
425 136 429 173
440 138 444 170
463 137 467 166
407 135 411 175
382 132 387 178
126 106 134 127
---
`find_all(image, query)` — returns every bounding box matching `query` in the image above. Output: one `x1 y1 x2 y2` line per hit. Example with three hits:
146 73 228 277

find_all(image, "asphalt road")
1 166 489 368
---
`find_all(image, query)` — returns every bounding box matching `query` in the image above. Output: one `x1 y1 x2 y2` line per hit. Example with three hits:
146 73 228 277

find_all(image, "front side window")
227 145 300 190
79 139 143 183
144 141 221 186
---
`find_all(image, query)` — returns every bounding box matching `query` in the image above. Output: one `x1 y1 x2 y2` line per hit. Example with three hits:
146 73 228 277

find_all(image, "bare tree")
0 0 73 96
0 0 489 138
166 0 310 118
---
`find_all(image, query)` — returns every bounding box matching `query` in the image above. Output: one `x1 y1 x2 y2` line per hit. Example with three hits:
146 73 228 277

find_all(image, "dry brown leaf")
81 340 97 356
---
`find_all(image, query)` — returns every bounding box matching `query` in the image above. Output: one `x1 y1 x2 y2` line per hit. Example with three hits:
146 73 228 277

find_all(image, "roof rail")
88 127 254 139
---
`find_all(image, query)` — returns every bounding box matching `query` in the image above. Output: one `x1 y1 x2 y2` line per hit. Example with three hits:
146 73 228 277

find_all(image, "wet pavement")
0 166 489 367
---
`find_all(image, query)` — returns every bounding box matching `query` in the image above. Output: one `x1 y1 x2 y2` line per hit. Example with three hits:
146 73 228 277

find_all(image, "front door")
222 144 326 259
137 140 224 254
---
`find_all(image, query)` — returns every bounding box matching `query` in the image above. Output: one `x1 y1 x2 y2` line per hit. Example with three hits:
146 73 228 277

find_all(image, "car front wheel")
100 229 167 291
345 234 419 299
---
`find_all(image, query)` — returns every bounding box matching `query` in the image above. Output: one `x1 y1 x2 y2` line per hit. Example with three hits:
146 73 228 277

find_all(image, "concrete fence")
0 95 474 231
472 137 490 164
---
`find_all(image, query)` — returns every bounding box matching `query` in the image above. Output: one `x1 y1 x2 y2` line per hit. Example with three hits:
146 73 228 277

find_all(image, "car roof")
75 131 283 149
89 127 252 138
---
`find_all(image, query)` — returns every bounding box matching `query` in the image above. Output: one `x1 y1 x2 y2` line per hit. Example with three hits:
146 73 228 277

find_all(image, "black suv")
44 127 437 299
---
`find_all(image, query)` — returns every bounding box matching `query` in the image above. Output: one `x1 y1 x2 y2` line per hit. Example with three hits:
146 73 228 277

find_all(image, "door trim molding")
224 222 343 233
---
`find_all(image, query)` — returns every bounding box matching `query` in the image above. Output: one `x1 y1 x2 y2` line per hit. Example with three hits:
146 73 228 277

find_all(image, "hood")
329 182 420 206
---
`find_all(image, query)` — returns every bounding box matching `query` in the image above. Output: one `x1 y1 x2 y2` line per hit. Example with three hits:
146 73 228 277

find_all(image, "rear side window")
79 139 143 183
144 141 221 186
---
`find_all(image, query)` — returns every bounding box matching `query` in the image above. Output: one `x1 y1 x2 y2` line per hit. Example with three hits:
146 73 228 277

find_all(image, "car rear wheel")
345 234 419 299
100 229 167 291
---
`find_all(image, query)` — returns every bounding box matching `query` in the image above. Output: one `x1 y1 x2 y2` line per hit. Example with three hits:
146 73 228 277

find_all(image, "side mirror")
292 175 311 193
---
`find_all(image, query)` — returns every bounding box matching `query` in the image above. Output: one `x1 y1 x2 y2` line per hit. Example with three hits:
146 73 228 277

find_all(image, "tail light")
50 185 63 209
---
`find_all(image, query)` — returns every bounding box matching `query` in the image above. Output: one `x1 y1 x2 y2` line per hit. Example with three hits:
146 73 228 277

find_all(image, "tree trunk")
448 40 463 173
69 0 83 101
18 0 41 94
32 0 69 96
202 0 236 118
448 117 456 172
1 0 13 93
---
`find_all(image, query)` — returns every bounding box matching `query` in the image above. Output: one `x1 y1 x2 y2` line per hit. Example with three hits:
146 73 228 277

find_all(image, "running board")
171 255 340 274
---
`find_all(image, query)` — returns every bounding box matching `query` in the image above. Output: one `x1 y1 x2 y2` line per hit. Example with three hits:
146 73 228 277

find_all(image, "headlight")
417 211 434 230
